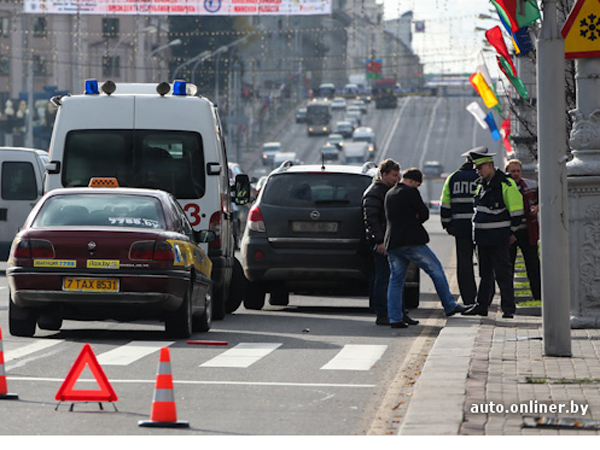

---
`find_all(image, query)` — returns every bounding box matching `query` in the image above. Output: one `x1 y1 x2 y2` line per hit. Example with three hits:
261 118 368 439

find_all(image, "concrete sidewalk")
399 304 600 435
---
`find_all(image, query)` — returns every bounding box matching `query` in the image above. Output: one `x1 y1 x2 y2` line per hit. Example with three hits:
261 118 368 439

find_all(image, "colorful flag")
497 56 529 100
490 0 541 33
485 26 516 74
501 119 513 156
466 101 489 129
469 72 499 109
475 51 494 88
512 27 534 54
484 112 501 141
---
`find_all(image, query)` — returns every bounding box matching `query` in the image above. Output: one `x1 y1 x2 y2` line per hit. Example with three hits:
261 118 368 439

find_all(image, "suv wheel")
244 282 266 310
269 289 289 306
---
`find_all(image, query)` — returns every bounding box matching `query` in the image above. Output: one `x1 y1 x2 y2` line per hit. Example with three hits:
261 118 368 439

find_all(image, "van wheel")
166 287 193 338
194 285 212 333
212 282 228 321
226 258 246 314
9 294 36 337
269 289 289 306
244 282 266 310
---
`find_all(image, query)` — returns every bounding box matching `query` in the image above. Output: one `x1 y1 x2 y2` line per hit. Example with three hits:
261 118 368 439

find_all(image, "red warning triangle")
55 343 118 402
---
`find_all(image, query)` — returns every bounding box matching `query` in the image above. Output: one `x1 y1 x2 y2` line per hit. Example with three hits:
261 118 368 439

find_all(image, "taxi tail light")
248 205 266 232
130 241 174 261
13 239 55 259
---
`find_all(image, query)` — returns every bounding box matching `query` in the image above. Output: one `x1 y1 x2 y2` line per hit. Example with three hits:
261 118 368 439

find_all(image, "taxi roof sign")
561 0 600 59
89 177 119 188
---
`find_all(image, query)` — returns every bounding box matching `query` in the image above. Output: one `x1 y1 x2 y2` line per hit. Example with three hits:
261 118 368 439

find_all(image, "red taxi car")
7 182 214 338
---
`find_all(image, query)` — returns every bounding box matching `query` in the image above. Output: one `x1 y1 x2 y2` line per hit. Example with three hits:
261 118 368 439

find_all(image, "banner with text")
24 0 331 15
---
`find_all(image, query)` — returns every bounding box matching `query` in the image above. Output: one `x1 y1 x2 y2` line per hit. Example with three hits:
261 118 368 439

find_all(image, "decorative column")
567 58 600 328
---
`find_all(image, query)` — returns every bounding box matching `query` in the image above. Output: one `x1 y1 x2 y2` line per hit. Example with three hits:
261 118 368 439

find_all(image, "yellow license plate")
63 278 119 292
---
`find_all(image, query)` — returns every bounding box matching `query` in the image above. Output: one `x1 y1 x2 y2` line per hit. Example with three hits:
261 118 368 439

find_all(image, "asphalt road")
0 94 484 436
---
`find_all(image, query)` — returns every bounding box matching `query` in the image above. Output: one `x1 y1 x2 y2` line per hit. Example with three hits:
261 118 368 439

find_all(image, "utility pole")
537 0 572 356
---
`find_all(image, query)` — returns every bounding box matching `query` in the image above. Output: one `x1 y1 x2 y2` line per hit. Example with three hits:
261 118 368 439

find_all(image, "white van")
352 126 376 156
343 141 371 165
44 80 250 318
0 147 46 259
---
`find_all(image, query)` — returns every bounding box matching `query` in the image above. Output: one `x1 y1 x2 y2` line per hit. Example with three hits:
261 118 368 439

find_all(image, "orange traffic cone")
0 327 18 400
138 347 189 428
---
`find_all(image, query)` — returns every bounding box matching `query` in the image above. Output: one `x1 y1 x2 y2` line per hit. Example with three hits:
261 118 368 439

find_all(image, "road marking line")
419 96 443 171
200 342 282 368
4 340 63 363
96 341 175 366
7 376 374 388
320 344 387 371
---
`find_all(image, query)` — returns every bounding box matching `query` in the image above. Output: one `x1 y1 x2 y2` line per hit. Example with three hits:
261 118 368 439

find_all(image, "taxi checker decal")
87 260 120 269
34 260 76 268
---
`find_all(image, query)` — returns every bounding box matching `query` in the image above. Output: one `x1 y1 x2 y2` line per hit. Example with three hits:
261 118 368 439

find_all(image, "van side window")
2 161 38 200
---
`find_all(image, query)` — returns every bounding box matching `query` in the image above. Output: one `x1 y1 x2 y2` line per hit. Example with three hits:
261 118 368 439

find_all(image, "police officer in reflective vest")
440 156 479 305
462 147 525 319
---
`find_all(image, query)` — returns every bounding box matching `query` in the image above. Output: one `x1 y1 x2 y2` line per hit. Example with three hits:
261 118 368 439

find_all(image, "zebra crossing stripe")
200 343 282 368
320 345 387 371
4 339 63 363
96 341 175 366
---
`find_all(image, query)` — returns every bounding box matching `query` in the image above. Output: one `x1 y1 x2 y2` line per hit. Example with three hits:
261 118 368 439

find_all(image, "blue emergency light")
173 80 187 96
84 79 99 95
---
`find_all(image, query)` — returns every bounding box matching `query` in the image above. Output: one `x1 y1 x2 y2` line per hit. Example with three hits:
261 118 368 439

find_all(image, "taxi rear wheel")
194 285 212 333
9 294 36 337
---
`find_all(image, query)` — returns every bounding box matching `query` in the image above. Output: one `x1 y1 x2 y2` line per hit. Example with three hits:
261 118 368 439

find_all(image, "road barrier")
138 347 189 428
0 327 18 400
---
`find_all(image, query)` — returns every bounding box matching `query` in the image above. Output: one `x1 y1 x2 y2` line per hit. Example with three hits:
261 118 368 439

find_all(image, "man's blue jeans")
369 249 389 318
387 245 457 323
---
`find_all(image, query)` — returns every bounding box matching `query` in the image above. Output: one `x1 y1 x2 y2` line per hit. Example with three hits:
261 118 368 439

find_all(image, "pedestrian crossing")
3 339 388 372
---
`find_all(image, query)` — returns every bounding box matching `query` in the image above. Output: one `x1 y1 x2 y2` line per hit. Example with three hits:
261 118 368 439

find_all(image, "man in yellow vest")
462 147 525 319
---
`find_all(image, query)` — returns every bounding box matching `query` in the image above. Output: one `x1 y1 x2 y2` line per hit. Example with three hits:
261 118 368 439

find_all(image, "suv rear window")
262 172 371 208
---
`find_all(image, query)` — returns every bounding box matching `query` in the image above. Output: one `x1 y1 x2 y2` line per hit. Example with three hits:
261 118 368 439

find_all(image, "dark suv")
240 162 419 310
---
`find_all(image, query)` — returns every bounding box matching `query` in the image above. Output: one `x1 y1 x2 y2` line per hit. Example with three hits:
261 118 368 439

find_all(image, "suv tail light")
13 239 55 259
248 205 266 232
130 241 175 261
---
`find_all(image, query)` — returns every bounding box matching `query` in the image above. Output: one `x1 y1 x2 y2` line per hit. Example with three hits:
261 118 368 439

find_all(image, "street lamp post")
147 39 182 82
172 50 211 81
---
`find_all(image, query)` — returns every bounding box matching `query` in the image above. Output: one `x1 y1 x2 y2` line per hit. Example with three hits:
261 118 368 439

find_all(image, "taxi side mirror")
195 229 217 243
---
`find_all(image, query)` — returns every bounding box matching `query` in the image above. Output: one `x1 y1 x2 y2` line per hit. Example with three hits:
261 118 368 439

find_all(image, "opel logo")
310 210 320 220
87 241 97 251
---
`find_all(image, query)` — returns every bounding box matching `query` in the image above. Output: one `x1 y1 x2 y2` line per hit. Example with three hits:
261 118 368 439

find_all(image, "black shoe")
404 315 420 326
390 321 409 329
461 304 488 316
446 304 469 317
376 316 390 326
502 312 514 319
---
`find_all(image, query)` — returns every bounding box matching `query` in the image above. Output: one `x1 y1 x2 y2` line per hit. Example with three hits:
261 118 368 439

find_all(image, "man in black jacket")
362 159 418 326
385 168 467 328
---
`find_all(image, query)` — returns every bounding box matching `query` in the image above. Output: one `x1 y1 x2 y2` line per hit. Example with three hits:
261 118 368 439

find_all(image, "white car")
261 142 282 166
330 98 347 110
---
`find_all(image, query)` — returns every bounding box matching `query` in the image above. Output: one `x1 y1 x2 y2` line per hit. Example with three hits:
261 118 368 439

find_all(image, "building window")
33 17 47 37
102 18 119 38
102 55 120 77
32 55 47 76
0 17 9 37
0 56 7 75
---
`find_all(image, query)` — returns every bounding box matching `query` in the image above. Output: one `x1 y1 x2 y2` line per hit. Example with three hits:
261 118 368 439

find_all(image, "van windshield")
62 130 205 199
